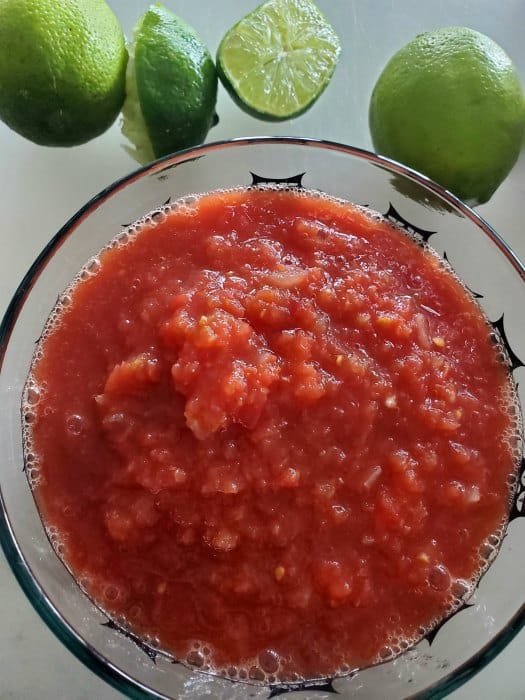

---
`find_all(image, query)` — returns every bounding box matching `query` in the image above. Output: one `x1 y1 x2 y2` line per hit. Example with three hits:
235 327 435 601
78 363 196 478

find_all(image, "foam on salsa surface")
24 187 518 683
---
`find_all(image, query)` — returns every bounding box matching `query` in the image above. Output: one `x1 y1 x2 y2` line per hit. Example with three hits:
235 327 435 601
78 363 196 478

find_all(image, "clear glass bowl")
1 137 524 700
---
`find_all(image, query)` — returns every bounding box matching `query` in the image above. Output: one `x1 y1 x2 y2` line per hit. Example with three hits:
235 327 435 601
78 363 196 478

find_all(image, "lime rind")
121 26 155 165
217 0 341 121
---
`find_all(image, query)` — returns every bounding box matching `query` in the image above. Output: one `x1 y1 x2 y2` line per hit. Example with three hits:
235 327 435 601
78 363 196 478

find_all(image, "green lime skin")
217 0 341 122
0 0 128 147
369 27 525 204
133 4 218 159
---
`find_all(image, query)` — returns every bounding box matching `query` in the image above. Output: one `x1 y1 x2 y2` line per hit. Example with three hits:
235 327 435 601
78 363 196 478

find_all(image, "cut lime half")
217 0 341 121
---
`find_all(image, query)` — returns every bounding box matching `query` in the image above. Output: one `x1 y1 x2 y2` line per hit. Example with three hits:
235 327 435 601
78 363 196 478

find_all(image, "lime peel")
121 28 155 164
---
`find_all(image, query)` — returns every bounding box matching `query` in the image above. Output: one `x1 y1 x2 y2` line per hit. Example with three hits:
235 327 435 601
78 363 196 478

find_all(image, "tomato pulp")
26 188 518 682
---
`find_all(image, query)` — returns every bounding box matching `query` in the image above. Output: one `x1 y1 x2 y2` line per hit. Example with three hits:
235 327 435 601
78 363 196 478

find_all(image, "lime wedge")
217 0 341 121
121 4 218 164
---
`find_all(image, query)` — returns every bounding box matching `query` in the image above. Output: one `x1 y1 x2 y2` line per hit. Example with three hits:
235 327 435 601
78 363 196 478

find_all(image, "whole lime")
0 0 127 147
121 4 218 164
369 27 525 204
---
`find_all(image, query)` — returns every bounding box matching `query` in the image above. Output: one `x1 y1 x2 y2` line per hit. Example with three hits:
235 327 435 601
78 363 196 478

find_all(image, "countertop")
1 1 524 698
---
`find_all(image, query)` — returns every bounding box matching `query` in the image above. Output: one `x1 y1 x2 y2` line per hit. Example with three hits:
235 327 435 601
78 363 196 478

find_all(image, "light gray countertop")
1 1 524 698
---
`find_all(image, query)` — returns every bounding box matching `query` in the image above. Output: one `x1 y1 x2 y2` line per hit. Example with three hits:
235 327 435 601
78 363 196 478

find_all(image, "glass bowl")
1 137 524 700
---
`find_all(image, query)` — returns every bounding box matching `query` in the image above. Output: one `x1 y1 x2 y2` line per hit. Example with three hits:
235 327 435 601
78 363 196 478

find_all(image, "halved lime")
217 0 341 121
121 4 218 164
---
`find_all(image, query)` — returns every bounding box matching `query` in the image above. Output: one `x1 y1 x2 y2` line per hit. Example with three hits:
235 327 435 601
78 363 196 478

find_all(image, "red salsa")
26 188 517 682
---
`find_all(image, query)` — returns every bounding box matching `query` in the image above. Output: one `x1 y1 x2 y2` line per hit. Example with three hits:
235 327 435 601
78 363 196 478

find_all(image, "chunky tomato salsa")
25 188 518 682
